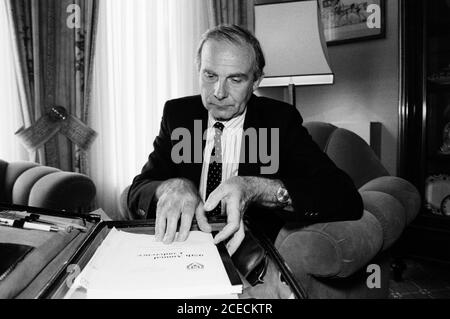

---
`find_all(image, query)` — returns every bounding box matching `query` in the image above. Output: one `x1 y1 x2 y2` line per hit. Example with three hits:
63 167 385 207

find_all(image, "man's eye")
230 77 242 84
204 73 216 80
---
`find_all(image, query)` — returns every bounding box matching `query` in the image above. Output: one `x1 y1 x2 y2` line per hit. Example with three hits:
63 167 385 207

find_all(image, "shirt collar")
207 107 247 130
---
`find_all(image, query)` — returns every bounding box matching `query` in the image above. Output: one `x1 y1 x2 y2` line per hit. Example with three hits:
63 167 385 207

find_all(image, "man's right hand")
155 178 211 244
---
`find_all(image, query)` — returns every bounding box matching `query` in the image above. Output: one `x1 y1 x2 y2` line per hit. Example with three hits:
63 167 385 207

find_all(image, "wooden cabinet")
397 0 450 261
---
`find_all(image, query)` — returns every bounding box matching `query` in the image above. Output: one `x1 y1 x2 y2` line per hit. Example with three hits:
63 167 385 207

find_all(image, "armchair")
0 159 96 212
275 122 421 298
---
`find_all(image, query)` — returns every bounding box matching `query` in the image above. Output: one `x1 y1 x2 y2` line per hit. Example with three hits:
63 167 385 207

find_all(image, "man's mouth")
210 103 231 109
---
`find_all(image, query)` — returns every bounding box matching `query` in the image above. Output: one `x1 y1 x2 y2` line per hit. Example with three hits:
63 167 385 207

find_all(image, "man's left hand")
204 176 255 255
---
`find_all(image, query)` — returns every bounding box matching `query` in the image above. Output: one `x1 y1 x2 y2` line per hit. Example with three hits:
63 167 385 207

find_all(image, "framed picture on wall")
318 0 386 45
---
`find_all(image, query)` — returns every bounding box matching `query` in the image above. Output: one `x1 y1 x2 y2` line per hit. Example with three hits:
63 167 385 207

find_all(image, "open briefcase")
0 203 306 299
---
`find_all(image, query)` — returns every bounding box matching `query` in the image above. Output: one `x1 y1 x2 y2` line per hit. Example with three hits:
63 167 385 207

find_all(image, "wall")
259 0 400 175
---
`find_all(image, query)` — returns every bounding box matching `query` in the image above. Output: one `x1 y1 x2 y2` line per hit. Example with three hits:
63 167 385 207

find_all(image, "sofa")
273 122 421 298
0 159 96 212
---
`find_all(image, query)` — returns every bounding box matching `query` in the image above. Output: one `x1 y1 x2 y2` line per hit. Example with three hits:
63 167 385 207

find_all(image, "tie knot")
213 122 225 132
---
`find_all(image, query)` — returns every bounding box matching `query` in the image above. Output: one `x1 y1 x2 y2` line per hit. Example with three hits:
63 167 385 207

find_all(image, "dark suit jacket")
128 94 363 222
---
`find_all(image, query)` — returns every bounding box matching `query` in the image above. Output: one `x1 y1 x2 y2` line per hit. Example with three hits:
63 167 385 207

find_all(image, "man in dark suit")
128 25 363 255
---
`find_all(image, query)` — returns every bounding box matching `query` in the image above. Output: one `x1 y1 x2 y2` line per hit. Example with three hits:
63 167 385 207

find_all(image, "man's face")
199 40 262 121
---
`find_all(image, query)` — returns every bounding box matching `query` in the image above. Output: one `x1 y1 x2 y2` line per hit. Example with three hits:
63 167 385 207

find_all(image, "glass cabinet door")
424 0 450 217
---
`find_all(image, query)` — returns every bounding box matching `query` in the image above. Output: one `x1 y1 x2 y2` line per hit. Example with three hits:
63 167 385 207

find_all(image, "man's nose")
214 79 228 100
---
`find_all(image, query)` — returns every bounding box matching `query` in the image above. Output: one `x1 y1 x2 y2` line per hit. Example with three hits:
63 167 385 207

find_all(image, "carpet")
389 257 450 299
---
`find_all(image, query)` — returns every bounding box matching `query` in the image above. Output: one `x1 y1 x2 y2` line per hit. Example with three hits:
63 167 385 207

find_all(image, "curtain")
4 0 43 164
90 0 208 219
206 0 254 31
5 0 99 173
73 0 99 175
0 0 26 162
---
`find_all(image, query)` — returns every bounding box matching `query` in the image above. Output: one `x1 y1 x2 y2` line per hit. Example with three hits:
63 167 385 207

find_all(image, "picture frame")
318 0 386 45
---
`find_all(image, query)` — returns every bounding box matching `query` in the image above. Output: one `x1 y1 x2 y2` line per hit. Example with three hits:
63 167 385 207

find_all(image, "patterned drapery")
206 0 254 31
5 0 99 174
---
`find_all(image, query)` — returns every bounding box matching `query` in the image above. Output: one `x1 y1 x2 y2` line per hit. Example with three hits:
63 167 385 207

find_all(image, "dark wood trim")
397 0 425 189
396 0 406 178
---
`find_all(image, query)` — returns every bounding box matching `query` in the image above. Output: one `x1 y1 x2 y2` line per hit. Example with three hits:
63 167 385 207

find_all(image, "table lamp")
255 0 334 106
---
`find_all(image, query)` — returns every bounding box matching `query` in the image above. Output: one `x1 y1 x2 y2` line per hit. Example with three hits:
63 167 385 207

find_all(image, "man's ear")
253 75 264 91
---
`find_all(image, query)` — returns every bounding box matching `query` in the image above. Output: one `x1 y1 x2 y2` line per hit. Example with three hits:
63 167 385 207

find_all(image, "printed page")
74 228 242 299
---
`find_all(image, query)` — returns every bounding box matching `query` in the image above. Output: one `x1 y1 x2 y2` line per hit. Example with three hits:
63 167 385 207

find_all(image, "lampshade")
255 0 334 87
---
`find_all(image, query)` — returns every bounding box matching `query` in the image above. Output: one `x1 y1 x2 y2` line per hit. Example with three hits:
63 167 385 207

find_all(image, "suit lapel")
184 99 208 188
239 95 261 177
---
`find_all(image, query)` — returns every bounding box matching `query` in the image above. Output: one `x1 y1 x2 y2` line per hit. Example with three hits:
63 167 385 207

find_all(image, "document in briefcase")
36 217 305 299
39 219 243 299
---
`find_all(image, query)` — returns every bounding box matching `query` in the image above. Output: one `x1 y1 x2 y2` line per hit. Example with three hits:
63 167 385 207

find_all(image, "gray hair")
196 24 265 80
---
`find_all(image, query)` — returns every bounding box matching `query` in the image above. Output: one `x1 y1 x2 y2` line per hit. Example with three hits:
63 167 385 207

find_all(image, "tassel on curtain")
206 0 254 31
5 0 99 174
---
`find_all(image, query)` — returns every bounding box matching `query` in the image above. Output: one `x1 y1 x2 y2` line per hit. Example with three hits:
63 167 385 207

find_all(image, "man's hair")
196 24 265 80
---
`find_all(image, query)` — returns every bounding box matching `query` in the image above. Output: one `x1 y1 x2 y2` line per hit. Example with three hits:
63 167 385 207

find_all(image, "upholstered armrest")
27 171 96 211
359 176 421 226
275 176 421 280
2 161 96 212
275 212 383 279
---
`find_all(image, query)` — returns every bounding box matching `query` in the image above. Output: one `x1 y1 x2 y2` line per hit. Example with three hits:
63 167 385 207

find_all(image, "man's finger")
226 220 245 256
204 184 227 211
155 207 167 242
213 197 241 244
163 211 179 244
214 221 240 245
155 193 169 241
195 202 212 233
177 203 195 242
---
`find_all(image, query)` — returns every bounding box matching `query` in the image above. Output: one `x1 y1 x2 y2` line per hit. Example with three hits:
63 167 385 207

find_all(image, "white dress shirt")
199 108 247 203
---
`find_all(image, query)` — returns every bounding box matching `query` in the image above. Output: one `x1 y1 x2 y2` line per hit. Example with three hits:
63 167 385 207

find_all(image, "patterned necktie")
206 122 225 216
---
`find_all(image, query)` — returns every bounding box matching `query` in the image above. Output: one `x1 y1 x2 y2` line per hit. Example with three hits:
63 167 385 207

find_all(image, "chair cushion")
29 172 96 211
303 122 339 151
324 129 389 189
304 122 389 189
3 161 39 203
12 166 60 205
